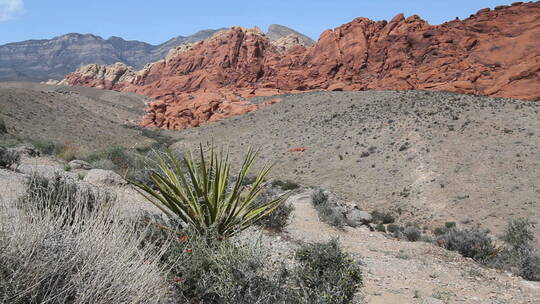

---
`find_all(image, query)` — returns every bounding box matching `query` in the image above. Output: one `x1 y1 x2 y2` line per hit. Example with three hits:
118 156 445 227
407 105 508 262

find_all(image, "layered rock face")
63 2 540 129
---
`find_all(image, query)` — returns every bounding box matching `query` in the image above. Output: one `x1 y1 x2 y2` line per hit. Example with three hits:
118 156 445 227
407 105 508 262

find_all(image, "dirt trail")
285 190 540 304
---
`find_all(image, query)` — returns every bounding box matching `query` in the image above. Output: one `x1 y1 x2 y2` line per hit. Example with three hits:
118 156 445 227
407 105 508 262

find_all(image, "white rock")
84 169 126 186
68 159 92 170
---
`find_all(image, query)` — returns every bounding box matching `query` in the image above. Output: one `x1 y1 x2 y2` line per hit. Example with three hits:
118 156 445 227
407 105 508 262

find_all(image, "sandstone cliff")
62 2 540 129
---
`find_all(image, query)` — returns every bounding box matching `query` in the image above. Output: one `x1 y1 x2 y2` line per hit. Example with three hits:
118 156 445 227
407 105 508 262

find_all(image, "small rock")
346 208 372 227
84 169 126 186
69 160 92 170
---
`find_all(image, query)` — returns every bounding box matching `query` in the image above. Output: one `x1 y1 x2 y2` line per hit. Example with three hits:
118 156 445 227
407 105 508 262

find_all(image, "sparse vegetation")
311 188 347 228
291 239 362 304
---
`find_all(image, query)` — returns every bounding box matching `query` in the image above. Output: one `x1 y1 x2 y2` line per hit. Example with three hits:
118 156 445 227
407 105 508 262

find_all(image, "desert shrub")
491 245 540 281
312 188 329 206
259 202 294 231
387 224 400 233
0 195 170 303
488 219 540 281
389 223 422 241
290 239 362 304
18 173 115 223
27 138 64 155
371 210 395 224
0 147 20 169
254 190 294 231
433 226 448 236
163 227 289 303
445 221 457 229
402 225 422 242
500 218 534 249
272 179 300 190
435 227 497 262
511 246 540 281
311 188 347 228
375 223 386 233
132 145 287 237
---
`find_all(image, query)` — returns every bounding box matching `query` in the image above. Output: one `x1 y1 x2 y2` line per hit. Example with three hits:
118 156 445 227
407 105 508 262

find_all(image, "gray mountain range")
0 25 315 82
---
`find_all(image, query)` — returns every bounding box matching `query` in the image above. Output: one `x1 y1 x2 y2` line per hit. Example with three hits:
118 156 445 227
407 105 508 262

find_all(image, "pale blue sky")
0 0 517 45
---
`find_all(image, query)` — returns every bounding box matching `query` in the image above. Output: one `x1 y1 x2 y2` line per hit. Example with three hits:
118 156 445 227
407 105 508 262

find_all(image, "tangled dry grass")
0 180 171 304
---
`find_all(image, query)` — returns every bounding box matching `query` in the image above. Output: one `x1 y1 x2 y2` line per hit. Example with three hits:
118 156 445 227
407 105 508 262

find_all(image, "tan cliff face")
62 2 540 129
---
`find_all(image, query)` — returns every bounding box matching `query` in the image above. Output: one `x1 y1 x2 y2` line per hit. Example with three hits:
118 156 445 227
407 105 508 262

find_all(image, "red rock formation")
63 2 540 129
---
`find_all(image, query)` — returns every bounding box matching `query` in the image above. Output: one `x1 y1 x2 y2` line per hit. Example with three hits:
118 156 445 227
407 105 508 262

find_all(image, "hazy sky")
0 0 518 45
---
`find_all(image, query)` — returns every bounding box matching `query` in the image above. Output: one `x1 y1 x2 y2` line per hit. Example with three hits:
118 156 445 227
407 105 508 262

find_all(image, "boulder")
68 160 92 170
346 208 373 227
84 169 126 186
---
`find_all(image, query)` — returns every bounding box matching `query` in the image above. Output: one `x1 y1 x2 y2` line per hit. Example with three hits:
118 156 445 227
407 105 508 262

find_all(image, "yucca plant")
131 144 288 238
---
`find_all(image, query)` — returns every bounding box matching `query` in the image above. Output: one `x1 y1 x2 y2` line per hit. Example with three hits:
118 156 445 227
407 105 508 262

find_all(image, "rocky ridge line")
62 2 540 129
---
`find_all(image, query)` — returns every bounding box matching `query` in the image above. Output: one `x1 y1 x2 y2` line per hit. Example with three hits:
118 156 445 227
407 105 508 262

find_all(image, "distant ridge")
0 25 314 82
0 29 225 82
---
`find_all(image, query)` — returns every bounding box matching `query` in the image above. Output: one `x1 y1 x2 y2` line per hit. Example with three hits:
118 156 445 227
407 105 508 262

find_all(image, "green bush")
254 190 294 231
375 223 386 233
312 188 329 206
291 239 362 304
387 224 400 233
372 210 395 224
271 179 300 190
435 227 497 262
403 226 421 241
27 138 64 155
445 221 457 229
162 227 289 303
488 219 540 281
501 218 534 249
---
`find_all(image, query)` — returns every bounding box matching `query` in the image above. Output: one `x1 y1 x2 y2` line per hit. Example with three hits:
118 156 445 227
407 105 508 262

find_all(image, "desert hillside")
0 82 171 150
62 2 540 129
173 90 540 242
